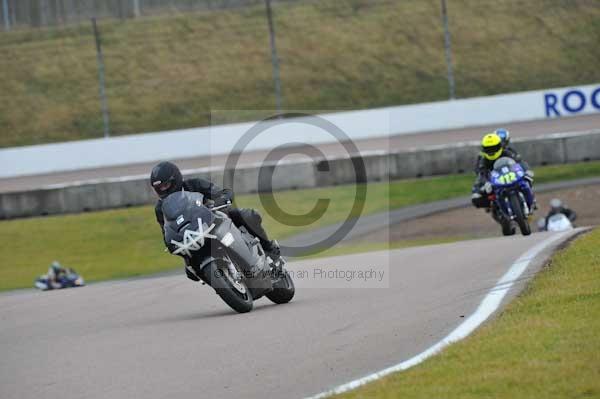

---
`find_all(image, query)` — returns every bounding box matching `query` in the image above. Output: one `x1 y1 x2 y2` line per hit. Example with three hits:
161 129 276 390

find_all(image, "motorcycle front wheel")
204 261 253 313
509 192 531 236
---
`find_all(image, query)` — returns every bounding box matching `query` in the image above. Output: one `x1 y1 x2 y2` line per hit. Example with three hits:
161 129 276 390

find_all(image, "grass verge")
1 0 599 147
336 227 600 399
0 160 599 291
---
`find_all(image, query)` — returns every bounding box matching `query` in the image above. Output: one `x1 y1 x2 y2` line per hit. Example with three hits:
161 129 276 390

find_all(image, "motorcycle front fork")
521 182 536 210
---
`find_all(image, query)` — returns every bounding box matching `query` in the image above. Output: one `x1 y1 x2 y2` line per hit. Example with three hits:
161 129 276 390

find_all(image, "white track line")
305 231 572 399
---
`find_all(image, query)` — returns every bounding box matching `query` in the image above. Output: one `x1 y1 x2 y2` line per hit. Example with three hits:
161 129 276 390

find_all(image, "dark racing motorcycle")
487 157 535 236
161 191 295 313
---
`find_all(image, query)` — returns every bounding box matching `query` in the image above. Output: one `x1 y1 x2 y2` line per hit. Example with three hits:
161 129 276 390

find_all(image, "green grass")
0 0 599 147
0 160 599 291
533 161 600 183
336 227 600 399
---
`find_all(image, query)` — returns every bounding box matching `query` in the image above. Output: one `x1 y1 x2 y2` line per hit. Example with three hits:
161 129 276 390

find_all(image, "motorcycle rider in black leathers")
150 161 281 282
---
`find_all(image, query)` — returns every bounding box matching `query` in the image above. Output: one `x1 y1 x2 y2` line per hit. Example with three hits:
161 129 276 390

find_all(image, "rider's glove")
482 182 493 194
213 196 231 207
524 170 534 183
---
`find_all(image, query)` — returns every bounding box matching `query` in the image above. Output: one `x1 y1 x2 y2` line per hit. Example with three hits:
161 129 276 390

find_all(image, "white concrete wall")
2 130 599 219
1 83 599 179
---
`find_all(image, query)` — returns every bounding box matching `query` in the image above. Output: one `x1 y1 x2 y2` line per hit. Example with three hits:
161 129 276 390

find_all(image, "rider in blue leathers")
471 131 533 209
471 131 536 233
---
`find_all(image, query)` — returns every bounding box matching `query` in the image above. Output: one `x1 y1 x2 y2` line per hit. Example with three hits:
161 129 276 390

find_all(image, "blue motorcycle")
488 157 535 236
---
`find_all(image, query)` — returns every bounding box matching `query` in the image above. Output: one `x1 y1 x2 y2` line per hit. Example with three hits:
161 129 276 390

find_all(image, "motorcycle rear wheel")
501 219 516 236
266 269 295 304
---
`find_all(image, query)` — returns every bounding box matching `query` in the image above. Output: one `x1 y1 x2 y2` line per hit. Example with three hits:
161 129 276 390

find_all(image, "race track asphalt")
0 231 579 399
1 113 598 193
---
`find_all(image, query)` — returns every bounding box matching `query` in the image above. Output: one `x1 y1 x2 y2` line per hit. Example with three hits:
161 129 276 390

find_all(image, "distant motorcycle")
487 157 535 236
35 269 85 291
162 191 295 313
537 213 574 232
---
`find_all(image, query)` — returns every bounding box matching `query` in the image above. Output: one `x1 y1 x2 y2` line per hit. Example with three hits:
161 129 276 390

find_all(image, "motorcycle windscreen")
492 156 516 170
547 214 573 231
161 191 215 245
491 157 524 187
162 191 211 221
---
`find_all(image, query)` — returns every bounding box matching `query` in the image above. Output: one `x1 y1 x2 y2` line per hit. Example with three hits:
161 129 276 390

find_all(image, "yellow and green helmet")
481 133 503 161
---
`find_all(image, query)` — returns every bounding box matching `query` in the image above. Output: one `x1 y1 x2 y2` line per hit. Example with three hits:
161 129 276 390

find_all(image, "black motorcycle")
161 191 295 313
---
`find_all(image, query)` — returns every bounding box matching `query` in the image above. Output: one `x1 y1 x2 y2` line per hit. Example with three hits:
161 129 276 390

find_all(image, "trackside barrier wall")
0 83 598 179
1 130 599 219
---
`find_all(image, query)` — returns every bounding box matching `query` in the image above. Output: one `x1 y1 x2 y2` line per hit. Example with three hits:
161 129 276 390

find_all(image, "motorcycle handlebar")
211 202 231 212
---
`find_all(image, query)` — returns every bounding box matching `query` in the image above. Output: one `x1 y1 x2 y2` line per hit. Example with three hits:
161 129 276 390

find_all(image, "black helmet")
150 161 183 198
